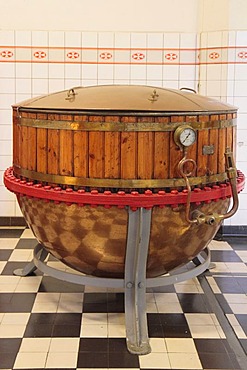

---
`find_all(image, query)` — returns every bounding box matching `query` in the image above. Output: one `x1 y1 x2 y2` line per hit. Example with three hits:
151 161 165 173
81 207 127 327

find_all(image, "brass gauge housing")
174 125 196 149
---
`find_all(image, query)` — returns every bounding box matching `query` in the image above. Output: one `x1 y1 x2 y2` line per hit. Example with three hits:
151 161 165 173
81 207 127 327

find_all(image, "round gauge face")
179 127 196 147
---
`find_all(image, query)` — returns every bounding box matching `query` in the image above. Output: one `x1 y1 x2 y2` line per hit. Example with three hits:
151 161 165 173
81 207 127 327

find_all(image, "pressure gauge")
174 125 196 149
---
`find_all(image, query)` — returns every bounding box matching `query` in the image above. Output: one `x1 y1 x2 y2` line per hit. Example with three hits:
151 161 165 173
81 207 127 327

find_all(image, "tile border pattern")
0 46 247 65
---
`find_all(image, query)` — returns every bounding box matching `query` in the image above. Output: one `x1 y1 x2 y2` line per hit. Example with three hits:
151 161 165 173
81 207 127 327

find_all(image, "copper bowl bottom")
18 196 230 278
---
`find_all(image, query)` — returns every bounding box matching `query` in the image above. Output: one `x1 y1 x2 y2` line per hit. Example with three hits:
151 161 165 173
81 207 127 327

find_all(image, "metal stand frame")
14 207 211 355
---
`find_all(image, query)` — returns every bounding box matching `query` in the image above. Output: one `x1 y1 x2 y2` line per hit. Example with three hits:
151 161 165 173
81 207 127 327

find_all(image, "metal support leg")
13 245 48 276
124 208 152 355
193 249 216 270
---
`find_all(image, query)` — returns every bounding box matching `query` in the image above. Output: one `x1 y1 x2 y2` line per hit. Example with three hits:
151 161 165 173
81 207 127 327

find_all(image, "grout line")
198 274 247 370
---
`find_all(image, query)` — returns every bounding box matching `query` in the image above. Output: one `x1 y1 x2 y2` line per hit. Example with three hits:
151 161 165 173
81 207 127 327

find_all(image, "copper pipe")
179 148 239 226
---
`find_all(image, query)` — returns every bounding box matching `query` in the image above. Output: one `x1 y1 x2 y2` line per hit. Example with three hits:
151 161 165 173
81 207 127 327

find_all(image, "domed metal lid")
15 85 237 114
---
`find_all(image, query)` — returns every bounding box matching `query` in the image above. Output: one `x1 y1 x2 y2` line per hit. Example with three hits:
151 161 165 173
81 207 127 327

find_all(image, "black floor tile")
27 313 57 325
234 277 247 293
83 302 108 313
79 338 108 353
194 338 234 354
54 313 82 326
108 351 139 368
107 293 124 313
0 352 17 369
108 338 129 353
24 323 54 337
77 351 108 368
214 276 244 293
240 339 247 354
210 250 243 262
177 293 209 313
159 313 188 326
0 293 36 312
148 324 164 337
198 352 240 369
0 249 12 260
0 228 24 238
162 324 191 338
52 324 81 337
83 292 108 304
147 313 162 325
39 276 84 293
0 338 22 353
15 238 39 249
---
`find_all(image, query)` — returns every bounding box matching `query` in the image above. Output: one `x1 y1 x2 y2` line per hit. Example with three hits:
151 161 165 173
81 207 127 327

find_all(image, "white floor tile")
108 323 126 337
20 229 36 239
168 352 202 369
185 313 216 326
82 313 107 325
15 276 42 292
149 338 167 352
49 337 80 352
45 351 78 368
108 313 125 325
80 324 108 337
19 338 51 352
228 303 247 314
224 293 247 303
0 324 26 338
9 249 33 262
156 302 183 313
188 325 221 338
208 240 232 250
165 338 197 353
2 313 30 325
14 352 47 369
0 238 19 249
139 351 171 369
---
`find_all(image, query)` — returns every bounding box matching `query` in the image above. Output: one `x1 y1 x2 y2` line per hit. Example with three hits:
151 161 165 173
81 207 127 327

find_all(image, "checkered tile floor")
0 227 247 369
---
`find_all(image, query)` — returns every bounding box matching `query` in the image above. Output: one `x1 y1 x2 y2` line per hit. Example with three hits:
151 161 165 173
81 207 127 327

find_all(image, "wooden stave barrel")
12 109 237 191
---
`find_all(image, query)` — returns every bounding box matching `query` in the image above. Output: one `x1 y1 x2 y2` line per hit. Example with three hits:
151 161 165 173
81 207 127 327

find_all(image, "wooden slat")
59 130 73 176
47 129 59 175
27 127 37 171
13 115 19 167
232 126 237 163
154 132 169 179
226 126 233 151
37 129 48 173
120 132 137 179
197 129 209 176
218 128 226 173
88 132 105 178
169 132 183 178
184 138 197 175
20 126 28 170
73 131 89 177
137 132 154 179
104 132 121 178
207 128 219 175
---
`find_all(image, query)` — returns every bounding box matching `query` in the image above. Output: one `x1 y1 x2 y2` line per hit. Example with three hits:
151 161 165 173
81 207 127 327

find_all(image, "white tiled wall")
0 30 246 225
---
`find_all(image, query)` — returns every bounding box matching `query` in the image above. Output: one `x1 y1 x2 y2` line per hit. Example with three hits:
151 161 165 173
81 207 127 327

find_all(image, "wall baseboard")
216 225 247 238
0 217 27 227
